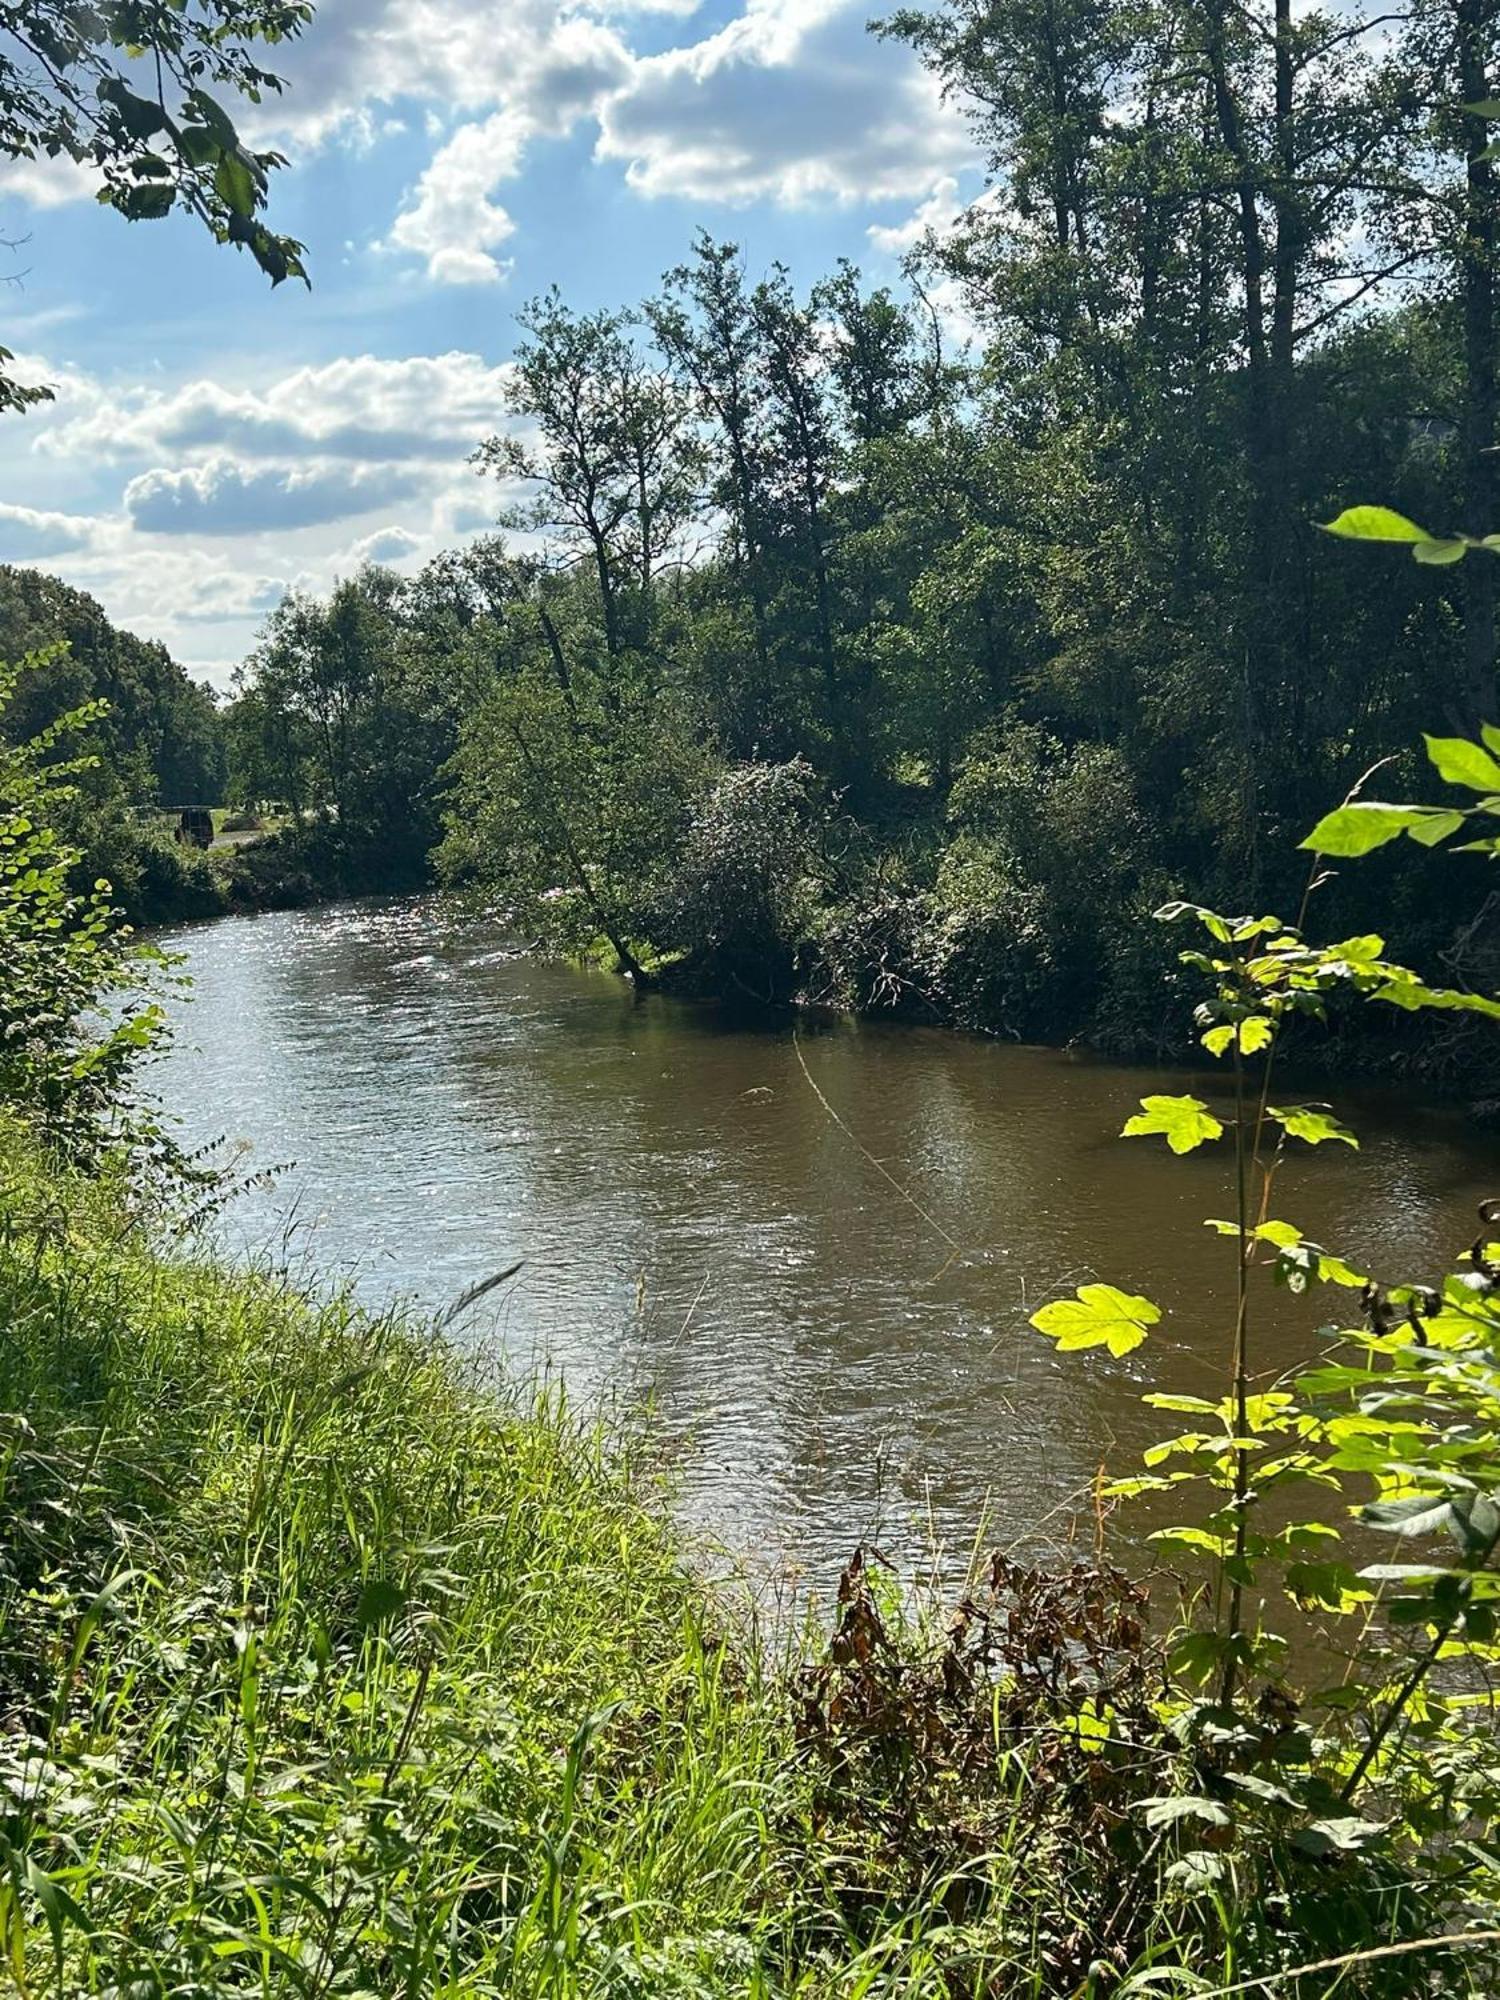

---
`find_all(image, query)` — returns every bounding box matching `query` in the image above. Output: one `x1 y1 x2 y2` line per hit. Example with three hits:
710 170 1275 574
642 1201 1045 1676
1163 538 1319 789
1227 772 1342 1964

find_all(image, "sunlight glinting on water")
152 896 1500 1590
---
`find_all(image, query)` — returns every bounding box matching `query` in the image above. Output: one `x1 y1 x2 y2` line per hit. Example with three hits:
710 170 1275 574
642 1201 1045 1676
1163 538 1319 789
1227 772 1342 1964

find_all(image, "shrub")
662 757 829 1001
0 651 164 1160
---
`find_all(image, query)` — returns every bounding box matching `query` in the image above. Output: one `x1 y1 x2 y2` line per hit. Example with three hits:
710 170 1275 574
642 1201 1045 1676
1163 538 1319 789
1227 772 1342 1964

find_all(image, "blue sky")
0 0 982 687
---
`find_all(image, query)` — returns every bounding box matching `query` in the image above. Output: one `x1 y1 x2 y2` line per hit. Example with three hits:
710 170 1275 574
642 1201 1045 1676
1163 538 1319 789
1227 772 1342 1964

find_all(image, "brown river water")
151 896 1500 1595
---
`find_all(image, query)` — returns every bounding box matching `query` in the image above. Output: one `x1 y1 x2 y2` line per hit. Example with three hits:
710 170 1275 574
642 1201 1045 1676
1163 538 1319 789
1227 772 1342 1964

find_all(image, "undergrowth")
2 1125 1496 1997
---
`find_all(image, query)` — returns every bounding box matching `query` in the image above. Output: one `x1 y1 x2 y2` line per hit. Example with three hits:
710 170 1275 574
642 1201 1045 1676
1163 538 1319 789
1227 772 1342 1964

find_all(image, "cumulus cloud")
124 458 427 536
0 501 98 560
172 571 294 624
382 17 633 283
596 0 974 205
42 351 514 466
2 0 979 285
867 176 963 256
348 525 422 565
0 152 95 209
386 111 528 285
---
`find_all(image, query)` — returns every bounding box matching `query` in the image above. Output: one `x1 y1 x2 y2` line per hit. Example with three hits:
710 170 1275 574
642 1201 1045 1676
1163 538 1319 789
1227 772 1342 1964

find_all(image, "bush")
0 652 165 1160
923 728 1160 1040
662 757 829 1001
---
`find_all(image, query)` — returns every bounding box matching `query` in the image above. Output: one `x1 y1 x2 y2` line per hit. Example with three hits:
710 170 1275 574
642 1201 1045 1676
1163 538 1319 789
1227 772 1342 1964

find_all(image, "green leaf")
1452 1492 1500 1555
186 88 240 149
1224 1770 1299 1807
1371 977 1500 1021
1139 1794 1233 1830
1030 1282 1161 1358
1319 505 1435 544
1463 98 1500 116
1407 809 1467 847
177 124 222 170
1299 802 1452 856
1362 1494 1456 1538
99 81 167 141
1413 538 1469 565
1267 1105 1357 1147
214 152 258 218
1165 1851 1228 1891
121 183 175 221
1359 1563 1453 1582
1291 1817 1386 1857
1122 1094 1224 1154
1424 734 1500 792
1202 1016 1274 1058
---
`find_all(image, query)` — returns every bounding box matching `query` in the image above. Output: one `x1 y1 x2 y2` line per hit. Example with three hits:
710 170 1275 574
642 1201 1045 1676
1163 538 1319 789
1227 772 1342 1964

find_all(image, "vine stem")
1219 1034 1253 1710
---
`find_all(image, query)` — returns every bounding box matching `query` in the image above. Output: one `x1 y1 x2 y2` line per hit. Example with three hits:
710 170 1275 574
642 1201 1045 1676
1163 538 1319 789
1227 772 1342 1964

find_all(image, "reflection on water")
150 896 1500 1586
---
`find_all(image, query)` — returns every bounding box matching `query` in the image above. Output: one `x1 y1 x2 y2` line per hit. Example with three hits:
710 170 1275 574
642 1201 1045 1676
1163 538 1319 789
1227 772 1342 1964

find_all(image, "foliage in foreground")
3 1122 1500 1998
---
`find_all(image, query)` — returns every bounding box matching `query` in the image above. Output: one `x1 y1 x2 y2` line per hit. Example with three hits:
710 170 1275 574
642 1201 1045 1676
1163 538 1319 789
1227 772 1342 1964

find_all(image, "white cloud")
867 177 963 257
381 16 633 283
0 500 98 560
172 571 294 624
124 457 429 536
348 524 422 565
596 0 974 205
386 112 527 285
41 351 515 466
0 153 95 210
0 0 980 286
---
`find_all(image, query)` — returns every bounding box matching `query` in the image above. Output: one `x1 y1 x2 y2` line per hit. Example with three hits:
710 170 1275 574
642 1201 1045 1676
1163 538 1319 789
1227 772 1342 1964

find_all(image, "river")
150 895 1500 1593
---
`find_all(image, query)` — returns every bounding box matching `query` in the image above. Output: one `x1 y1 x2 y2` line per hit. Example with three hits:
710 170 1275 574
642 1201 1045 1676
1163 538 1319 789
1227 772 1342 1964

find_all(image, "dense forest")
16 0 1493 1070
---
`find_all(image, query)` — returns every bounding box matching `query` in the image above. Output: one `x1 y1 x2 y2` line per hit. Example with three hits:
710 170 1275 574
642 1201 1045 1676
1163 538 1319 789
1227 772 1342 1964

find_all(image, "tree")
231 567 461 873
1 0 312 411
475 292 701 665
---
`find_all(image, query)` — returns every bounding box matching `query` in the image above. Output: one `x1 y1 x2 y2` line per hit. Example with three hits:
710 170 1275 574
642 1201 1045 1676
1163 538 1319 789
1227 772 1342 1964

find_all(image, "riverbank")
9 1122 1488 1995
117 823 431 928
0 1125 798 1992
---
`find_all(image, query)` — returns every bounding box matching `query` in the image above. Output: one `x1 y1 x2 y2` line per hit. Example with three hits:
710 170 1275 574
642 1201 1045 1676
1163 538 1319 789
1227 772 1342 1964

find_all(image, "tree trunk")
1459 0 1499 726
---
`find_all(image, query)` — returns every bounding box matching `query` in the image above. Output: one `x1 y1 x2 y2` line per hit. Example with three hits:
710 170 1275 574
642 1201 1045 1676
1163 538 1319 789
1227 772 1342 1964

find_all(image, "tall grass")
0 1128 1493 1997
0 1132 801 1995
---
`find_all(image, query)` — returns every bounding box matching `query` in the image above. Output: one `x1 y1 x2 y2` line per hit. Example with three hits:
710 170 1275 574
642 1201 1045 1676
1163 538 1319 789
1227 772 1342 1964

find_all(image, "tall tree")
476 292 700 666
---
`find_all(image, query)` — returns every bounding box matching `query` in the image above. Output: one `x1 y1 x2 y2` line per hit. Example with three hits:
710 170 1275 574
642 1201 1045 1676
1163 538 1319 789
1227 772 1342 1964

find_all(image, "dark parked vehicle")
175 808 214 850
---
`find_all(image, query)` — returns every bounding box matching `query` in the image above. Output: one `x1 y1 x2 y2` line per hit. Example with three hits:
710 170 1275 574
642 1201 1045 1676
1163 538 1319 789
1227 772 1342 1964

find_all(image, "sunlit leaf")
1030 1282 1161 1357
1291 1817 1387 1857
1362 1494 1457 1538
1202 1016 1274 1058
1299 802 1455 856
1122 1094 1224 1153
1267 1105 1357 1147
1319 505 1435 544
1424 734 1500 792
1139 1794 1233 1829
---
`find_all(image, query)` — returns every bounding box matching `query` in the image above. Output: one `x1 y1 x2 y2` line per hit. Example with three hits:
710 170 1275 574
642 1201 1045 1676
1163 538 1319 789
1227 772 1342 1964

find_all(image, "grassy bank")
3 1131 1496 1997
0 1133 795 1996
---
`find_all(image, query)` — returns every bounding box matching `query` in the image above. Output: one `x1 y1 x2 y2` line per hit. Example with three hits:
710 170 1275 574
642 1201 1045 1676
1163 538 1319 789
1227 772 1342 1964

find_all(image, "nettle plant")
1030 718 1500 1858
